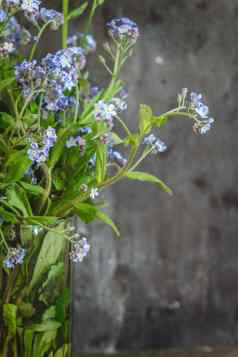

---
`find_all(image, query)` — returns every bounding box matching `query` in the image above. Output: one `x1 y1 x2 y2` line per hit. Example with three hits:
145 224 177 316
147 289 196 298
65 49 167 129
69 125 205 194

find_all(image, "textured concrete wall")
72 0 238 352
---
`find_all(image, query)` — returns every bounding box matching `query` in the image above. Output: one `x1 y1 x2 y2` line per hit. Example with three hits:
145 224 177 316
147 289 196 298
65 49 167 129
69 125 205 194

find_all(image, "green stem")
115 115 131 136
74 85 80 122
39 164 52 214
0 229 8 252
99 144 139 188
129 147 154 172
62 0 69 48
29 21 53 61
85 0 97 34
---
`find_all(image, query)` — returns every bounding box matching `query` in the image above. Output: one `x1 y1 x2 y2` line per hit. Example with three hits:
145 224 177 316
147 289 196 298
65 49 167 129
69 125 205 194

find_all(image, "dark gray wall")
72 0 238 352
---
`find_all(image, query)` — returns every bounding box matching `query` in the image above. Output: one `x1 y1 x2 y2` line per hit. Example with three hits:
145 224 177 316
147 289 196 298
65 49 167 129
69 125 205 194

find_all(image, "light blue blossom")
143 134 167 153
68 33 96 53
3 247 26 269
40 8 64 30
27 127 57 165
66 136 86 151
69 237 90 263
108 148 127 166
0 10 7 22
94 100 117 127
107 17 139 43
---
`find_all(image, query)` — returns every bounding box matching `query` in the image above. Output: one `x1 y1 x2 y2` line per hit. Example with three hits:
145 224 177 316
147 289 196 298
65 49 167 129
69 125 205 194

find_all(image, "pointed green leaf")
0 77 15 92
7 186 32 217
30 223 66 289
139 104 153 136
20 182 44 196
6 150 32 183
96 142 107 183
125 171 173 195
96 210 120 237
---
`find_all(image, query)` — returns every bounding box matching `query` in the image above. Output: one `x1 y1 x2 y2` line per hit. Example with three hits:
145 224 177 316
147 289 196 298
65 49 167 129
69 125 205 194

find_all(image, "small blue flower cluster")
94 100 117 128
15 47 86 111
66 136 86 151
107 17 139 44
40 8 64 30
27 127 57 165
143 134 167 154
190 92 214 134
0 13 31 56
3 0 41 20
3 247 26 269
108 148 127 166
69 237 90 263
68 33 96 54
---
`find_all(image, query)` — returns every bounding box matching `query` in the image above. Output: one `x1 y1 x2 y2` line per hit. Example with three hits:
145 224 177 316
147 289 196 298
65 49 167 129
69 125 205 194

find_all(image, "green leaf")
139 104 153 136
0 207 18 223
20 182 44 196
125 171 173 195
48 129 67 169
67 2 88 20
31 320 61 332
112 132 123 145
73 202 97 223
24 329 34 357
25 216 59 226
7 186 32 217
152 115 168 128
3 303 17 337
18 302 35 318
42 306 56 322
30 223 66 289
55 288 71 324
96 142 107 183
96 210 120 237
0 77 15 92
6 150 32 183
54 345 70 357
42 263 64 290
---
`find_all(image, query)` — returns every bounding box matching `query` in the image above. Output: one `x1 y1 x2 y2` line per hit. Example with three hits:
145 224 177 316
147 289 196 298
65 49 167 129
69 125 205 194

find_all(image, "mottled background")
66 0 238 353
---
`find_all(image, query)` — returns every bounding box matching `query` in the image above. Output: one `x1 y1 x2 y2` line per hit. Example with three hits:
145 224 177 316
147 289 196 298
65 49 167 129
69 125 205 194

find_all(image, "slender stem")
99 144 139 188
29 21 53 61
115 115 131 136
62 0 69 48
39 164 52 214
85 0 97 34
129 147 154 172
74 85 80 122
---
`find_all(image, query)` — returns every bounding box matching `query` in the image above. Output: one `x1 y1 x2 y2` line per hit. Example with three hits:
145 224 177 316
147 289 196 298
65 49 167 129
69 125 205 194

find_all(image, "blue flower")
69 237 90 263
40 8 64 30
143 134 167 153
107 17 139 43
108 148 127 166
68 33 96 54
27 127 57 165
94 100 117 126
3 247 26 269
0 10 7 23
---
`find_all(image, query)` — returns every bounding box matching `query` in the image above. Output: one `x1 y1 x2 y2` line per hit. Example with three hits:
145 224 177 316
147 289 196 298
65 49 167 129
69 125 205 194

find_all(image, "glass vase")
0 222 71 357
